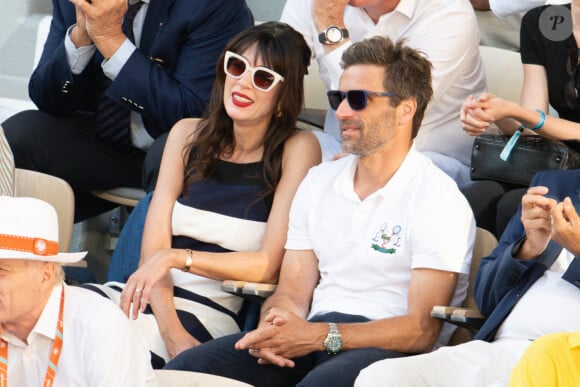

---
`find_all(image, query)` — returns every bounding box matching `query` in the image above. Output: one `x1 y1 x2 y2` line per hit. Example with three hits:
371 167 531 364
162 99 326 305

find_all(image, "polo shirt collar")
334 143 422 201
375 0 417 24
334 154 358 201
391 0 418 19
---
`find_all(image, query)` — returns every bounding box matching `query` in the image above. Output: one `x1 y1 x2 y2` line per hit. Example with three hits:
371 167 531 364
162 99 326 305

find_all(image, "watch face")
324 333 342 354
326 27 343 44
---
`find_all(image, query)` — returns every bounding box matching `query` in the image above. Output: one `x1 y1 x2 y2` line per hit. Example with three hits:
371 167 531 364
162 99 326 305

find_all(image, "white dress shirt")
490 0 570 18
1 283 157 386
281 0 486 184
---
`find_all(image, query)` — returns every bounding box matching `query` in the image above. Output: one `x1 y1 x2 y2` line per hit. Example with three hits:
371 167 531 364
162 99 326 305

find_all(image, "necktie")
95 1 144 149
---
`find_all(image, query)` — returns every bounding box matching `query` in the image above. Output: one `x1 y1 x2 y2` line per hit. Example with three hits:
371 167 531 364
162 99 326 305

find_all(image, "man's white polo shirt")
286 146 475 346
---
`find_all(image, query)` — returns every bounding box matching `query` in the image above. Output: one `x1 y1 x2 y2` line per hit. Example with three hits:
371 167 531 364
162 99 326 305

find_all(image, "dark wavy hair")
182 22 311 199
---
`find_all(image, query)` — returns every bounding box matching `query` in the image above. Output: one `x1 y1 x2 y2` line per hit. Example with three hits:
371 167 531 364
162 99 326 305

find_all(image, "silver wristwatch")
323 322 342 355
318 25 349 45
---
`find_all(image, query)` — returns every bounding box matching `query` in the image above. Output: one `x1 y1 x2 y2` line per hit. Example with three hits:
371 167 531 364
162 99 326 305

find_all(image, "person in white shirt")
281 0 486 186
0 196 156 386
490 0 570 17
356 169 580 386
163 36 475 387
471 0 570 51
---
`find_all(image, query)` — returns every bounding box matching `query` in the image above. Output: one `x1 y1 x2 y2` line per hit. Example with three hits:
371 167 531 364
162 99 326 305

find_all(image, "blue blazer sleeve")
29 0 254 138
473 170 579 316
28 0 99 116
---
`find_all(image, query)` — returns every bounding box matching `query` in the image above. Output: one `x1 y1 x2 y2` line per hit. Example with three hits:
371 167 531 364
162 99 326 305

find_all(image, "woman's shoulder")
282 129 322 165
172 117 202 132
168 118 203 141
284 129 321 152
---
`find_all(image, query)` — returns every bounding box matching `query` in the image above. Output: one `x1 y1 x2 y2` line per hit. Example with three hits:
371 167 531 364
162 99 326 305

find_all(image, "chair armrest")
431 306 486 335
221 280 247 296
221 280 277 303
241 282 277 298
430 306 458 320
450 308 485 331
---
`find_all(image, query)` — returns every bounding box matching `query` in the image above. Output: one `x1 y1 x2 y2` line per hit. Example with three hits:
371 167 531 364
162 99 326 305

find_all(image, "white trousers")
355 338 532 387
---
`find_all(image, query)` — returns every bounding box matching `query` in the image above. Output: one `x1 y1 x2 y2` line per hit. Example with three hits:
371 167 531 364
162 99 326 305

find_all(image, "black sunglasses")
564 48 580 109
327 90 398 111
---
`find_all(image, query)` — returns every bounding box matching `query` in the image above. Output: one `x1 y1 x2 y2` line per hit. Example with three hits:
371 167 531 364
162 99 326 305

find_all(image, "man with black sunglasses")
281 0 486 186
164 36 475 387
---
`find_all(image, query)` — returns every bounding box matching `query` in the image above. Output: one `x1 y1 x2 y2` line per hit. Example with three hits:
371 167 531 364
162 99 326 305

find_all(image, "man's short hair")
341 37 433 138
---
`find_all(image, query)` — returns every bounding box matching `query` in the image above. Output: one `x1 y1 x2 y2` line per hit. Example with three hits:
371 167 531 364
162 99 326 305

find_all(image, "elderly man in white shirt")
0 196 157 386
281 0 486 186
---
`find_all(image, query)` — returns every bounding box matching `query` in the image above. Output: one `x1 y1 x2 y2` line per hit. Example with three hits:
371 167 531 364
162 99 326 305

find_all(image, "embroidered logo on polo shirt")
370 223 402 254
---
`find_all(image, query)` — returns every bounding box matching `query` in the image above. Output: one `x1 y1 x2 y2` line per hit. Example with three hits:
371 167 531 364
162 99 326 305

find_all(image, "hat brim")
0 250 87 263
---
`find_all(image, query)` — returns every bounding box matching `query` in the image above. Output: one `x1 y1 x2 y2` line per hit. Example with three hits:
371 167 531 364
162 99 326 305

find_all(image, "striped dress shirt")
0 125 14 196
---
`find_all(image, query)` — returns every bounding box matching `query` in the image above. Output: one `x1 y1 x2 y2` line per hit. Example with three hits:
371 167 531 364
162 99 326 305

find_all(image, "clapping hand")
551 197 580 256
519 186 557 259
70 0 128 58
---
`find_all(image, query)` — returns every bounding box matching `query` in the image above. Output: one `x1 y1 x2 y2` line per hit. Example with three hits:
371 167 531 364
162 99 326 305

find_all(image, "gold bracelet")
182 249 193 272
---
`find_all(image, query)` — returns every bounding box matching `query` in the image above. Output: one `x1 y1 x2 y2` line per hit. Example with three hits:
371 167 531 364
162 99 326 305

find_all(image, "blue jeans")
165 312 411 387
106 192 152 282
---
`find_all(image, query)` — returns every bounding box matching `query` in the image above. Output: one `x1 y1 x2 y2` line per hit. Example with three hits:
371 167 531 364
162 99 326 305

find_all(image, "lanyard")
0 286 65 387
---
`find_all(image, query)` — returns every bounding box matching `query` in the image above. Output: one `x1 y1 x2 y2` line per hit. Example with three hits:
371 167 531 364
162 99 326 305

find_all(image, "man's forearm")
338 314 440 354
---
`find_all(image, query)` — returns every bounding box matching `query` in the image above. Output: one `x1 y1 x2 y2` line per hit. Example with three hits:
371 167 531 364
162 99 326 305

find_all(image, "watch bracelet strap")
328 322 339 334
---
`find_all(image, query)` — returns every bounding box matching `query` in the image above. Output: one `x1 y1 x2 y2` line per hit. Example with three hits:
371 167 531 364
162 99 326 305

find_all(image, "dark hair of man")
341 37 433 139
182 22 312 200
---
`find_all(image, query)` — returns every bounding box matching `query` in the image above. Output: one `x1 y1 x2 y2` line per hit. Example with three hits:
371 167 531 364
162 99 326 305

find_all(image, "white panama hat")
0 196 87 262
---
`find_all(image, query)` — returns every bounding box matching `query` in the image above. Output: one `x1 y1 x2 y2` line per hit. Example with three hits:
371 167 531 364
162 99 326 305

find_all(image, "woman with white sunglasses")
85 21 321 367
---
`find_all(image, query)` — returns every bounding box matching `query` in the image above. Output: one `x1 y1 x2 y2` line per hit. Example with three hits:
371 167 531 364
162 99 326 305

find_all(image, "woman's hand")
119 248 177 319
161 325 202 359
460 94 495 136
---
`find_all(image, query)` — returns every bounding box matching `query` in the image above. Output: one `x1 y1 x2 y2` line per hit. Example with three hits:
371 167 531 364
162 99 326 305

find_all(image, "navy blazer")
29 0 253 139
473 169 580 341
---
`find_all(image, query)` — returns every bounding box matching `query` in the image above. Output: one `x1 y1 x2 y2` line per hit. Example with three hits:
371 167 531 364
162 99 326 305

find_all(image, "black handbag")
470 134 580 186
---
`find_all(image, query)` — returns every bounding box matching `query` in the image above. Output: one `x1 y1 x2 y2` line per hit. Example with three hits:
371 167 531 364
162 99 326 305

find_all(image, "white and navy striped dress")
88 159 273 364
